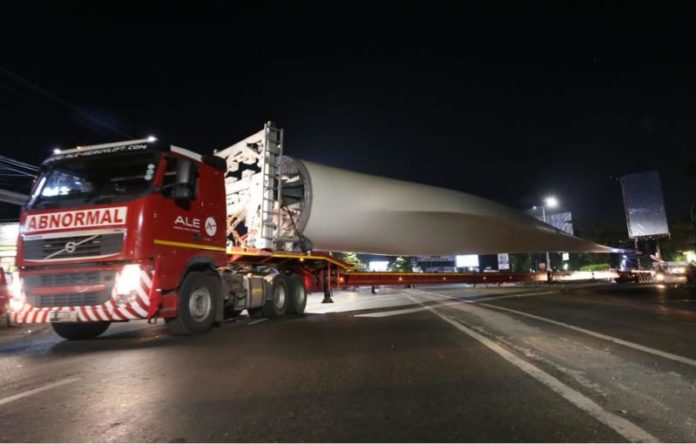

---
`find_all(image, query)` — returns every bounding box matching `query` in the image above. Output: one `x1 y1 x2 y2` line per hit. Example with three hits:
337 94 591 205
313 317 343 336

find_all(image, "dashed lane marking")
0 377 81 406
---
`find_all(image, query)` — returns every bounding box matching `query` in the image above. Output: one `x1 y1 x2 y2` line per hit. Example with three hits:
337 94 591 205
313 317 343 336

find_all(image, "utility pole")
541 205 551 271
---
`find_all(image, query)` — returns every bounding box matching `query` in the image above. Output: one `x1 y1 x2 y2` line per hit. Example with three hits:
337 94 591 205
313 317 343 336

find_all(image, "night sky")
1 2 694 229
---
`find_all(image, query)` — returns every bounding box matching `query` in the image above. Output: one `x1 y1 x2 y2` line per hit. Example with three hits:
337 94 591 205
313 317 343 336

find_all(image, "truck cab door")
159 155 205 241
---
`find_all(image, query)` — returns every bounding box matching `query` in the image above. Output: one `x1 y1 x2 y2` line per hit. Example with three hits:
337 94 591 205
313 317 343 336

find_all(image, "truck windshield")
28 152 159 209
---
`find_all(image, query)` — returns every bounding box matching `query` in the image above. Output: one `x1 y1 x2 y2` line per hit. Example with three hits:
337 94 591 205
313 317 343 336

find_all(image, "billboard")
545 211 574 235
620 171 670 238
528 210 574 235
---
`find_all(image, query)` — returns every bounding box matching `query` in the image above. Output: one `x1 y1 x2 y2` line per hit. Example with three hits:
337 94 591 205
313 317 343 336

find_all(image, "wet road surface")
1 283 696 442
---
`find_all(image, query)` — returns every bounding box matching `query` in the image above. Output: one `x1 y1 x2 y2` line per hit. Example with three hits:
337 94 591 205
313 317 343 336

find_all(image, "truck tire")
287 275 307 315
52 322 110 340
262 276 289 318
166 272 220 335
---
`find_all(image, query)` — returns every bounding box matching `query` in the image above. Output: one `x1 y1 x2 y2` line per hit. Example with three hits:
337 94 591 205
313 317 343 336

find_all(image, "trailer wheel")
287 275 307 315
263 276 289 318
52 322 110 340
166 272 219 335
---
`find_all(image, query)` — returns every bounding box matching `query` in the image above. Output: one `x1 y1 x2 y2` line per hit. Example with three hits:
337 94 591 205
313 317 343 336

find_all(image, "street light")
545 196 558 208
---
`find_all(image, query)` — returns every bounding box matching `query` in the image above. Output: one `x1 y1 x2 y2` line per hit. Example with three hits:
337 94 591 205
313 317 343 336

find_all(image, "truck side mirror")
171 158 196 201
171 183 194 201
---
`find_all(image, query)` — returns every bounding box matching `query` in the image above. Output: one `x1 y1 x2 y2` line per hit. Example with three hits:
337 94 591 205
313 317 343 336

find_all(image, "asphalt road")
1 282 696 442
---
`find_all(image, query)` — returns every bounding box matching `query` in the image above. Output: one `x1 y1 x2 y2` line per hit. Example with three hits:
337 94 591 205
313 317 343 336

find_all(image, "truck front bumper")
10 263 155 324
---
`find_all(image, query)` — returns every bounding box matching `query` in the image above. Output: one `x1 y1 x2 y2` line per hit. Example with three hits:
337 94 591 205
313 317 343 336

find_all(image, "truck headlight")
115 264 142 295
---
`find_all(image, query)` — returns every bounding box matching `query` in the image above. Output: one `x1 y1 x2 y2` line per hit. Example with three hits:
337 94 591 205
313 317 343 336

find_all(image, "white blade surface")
300 161 616 255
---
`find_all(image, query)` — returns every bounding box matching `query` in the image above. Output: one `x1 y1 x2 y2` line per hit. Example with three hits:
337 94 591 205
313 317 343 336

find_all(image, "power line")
0 188 28 205
0 154 37 170
0 64 133 139
0 154 38 179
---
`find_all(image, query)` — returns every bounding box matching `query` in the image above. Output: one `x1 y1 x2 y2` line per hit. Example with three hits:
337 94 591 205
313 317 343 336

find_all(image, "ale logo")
204 217 217 237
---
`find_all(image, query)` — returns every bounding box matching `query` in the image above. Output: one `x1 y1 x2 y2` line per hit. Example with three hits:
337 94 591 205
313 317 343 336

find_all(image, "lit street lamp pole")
533 196 558 272
541 205 551 271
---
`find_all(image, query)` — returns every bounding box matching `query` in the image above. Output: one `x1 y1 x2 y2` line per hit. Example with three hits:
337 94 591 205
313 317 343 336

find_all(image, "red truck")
8 123 333 339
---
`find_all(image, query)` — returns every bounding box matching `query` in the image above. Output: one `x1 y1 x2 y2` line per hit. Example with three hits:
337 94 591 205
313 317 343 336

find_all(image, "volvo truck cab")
11 138 229 338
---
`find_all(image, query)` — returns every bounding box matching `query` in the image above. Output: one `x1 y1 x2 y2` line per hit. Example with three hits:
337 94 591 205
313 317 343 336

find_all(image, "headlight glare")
115 264 142 295
8 272 25 312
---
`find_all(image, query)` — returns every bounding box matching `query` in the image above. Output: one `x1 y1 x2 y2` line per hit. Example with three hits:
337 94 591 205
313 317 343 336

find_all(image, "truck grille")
36 271 103 287
24 270 116 308
34 292 101 308
23 233 123 261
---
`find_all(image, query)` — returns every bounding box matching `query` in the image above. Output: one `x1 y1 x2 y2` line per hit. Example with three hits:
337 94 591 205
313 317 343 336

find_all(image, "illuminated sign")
368 261 389 272
497 253 510 270
456 255 479 268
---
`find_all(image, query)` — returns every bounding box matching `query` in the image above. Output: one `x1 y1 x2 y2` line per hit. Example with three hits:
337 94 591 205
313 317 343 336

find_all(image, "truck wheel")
52 322 110 340
287 275 307 315
166 272 220 335
262 276 288 318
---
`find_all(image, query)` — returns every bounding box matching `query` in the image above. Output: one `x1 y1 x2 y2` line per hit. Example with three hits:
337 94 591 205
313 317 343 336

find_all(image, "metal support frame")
322 262 334 303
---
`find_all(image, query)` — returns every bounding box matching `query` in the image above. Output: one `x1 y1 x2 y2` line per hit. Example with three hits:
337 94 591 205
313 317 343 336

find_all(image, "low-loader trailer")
7 123 580 339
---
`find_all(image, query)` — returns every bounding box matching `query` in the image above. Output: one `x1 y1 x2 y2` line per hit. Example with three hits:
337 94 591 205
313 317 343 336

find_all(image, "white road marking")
477 301 696 369
354 301 461 318
248 318 268 325
417 288 696 370
0 377 81 406
410 296 657 443
465 290 556 302
354 290 554 318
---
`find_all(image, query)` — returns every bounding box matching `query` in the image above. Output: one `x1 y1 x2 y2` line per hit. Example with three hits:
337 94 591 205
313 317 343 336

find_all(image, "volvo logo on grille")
30 232 123 261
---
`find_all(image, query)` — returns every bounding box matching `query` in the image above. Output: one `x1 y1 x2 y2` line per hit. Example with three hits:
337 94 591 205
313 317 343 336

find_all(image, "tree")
336 252 366 271
391 256 413 272
571 221 631 269
509 253 532 272
660 219 696 261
